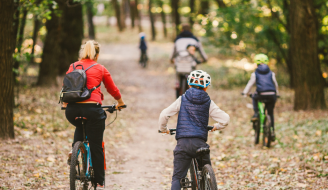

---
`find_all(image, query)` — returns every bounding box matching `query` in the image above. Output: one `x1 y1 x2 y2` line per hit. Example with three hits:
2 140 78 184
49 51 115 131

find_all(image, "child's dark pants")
65 103 107 186
172 138 211 190
252 94 277 129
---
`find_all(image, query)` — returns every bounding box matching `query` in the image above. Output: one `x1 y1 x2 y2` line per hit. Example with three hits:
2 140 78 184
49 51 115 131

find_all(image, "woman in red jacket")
65 40 125 188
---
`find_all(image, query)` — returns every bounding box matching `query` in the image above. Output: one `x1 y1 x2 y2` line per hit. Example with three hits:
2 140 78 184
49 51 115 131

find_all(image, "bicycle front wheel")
253 120 260 145
70 141 88 190
262 115 272 148
201 164 217 190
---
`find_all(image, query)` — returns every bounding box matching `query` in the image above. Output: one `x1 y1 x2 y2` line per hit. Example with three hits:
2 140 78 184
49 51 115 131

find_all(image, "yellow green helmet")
254 54 269 65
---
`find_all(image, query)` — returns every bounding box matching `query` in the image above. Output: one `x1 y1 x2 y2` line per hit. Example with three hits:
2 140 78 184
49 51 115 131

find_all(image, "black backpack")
60 63 100 103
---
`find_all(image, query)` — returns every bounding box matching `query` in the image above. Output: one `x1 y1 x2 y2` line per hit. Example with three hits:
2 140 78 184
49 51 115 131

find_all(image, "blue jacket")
255 64 276 93
139 38 147 50
176 88 211 142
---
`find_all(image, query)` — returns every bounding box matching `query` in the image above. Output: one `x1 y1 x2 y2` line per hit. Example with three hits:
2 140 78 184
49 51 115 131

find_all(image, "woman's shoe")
97 184 105 190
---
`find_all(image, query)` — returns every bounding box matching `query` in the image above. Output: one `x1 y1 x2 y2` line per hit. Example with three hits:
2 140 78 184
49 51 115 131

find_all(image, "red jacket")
66 59 121 104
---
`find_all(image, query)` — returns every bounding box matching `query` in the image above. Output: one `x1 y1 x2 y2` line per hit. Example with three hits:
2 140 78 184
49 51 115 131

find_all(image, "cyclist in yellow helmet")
242 54 279 140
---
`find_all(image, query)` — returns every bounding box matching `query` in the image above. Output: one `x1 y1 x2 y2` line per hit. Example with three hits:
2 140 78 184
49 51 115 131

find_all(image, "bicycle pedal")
180 178 192 188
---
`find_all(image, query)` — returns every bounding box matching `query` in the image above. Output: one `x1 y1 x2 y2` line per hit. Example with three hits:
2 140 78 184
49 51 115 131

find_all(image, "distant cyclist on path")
242 54 279 140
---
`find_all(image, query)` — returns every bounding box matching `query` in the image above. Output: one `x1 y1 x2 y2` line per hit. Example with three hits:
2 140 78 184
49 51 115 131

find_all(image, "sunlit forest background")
1 0 328 189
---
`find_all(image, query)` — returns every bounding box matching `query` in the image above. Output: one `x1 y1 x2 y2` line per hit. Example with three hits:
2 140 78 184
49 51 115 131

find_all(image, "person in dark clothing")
139 32 148 63
242 54 279 140
158 70 230 190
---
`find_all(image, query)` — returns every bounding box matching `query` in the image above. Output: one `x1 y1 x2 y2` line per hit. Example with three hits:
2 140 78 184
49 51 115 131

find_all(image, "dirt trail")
98 43 176 189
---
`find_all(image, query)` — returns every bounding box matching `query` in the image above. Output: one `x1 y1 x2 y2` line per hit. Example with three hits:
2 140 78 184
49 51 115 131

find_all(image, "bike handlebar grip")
118 105 127 109
207 126 214 131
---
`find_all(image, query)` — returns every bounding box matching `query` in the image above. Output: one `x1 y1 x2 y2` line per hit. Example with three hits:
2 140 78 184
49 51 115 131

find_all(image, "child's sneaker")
67 150 72 165
97 184 105 190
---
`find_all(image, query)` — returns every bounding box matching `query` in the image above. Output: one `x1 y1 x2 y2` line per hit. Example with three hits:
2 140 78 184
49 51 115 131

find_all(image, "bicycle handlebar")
101 104 127 113
159 126 214 135
241 92 280 98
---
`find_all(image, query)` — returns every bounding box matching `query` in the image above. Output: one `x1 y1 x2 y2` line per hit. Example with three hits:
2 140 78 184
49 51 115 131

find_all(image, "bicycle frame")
190 158 201 190
257 101 266 128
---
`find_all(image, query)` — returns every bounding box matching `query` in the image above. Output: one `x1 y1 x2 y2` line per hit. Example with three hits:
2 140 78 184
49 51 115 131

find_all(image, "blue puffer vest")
176 88 211 142
255 64 276 93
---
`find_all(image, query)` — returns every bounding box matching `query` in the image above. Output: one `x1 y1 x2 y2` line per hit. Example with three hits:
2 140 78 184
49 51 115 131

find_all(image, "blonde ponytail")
80 40 100 60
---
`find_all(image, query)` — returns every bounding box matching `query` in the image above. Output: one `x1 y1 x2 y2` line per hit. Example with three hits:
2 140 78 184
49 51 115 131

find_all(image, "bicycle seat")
75 117 87 121
196 147 210 156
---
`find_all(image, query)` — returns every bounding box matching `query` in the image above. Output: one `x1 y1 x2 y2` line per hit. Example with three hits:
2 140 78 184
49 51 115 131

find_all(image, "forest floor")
1 33 328 189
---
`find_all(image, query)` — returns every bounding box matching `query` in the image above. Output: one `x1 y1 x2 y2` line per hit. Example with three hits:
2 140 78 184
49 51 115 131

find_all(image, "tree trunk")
289 0 326 110
37 9 61 86
0 0 15 139
215 0 226 8
128 0 135 28
120 0 127 29
173 0 180 36
30 17 41 64
58 1 83 75
86 1 96 39
13 8 28 80
159 0 167 38
200 0 209 15
134 0 142 32
30 0 42 64
189 0 195 26
112 0 123 31
149 0 156 41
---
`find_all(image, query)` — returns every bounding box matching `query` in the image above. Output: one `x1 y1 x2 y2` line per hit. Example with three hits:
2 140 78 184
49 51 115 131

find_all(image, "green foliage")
198 1 288 64
198 0 328 71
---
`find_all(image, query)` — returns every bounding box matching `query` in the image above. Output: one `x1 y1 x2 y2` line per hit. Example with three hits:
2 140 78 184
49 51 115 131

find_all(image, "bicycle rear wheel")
253 120 260 144
189 160 197 190
181 77 187 95
262 115 272 148
70 141 88 190
200 164 218 190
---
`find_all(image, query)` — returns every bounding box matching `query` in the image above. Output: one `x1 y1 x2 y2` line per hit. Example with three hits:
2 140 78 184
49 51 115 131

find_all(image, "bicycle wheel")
70 141 88 190
262 115 272 148
181 77 187 95
189 161 197 190
253 120 260 144
200 164 218 190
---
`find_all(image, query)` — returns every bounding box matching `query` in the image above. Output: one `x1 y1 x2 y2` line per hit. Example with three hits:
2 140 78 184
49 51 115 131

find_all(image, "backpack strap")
85 63 98 71
90 83 101 91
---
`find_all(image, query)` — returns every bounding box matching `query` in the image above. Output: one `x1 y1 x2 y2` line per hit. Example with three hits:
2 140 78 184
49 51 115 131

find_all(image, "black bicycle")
159 126 218 190
69 104 126 190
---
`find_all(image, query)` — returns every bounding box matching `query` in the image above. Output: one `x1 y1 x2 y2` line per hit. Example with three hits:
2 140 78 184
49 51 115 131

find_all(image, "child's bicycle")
242 93 278 148
159 126 218 190
69 104 126 190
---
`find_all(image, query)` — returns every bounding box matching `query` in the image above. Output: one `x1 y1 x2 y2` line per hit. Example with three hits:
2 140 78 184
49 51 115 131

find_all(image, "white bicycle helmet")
187 70 211 88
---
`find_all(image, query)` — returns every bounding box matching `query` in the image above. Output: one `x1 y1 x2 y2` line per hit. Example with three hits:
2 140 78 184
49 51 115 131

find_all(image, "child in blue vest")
159 70 230 190
242 54 279 140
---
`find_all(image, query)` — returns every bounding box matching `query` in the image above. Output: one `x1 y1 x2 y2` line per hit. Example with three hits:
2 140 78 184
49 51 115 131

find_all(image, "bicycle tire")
253 120 260 144
181 77 187 95
200 164 218 190
189 161 197 190
70 141 88 190
262 115 272 148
